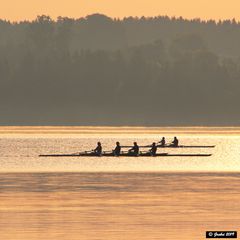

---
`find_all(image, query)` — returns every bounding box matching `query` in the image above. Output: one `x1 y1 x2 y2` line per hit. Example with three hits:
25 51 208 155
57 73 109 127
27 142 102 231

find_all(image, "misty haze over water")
0 14 240 125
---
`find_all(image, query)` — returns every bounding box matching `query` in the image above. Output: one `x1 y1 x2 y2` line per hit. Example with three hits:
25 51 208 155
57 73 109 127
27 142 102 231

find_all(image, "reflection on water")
0 128 240 239
0 172 239 240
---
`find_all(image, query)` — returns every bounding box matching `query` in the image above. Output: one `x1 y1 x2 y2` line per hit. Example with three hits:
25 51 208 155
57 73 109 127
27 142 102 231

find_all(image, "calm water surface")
0 128 239 239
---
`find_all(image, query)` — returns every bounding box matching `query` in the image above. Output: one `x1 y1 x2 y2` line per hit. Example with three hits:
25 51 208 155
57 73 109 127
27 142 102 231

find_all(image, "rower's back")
95 142 102 156
159 137 166 146
114 142 121 156
173 137 179 147
151 143 157 155
133 142 139 155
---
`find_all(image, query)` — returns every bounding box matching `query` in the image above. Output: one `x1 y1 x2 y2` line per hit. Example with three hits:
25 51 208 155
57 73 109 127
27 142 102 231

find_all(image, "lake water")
0 127 239 239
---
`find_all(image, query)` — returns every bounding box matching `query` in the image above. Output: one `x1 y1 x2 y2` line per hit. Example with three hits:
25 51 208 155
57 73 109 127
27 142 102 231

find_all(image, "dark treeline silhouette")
0 14 240 125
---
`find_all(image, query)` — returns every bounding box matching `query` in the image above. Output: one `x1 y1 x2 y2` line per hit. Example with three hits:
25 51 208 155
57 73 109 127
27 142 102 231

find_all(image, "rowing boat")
122 145 215 148
39 153 212 157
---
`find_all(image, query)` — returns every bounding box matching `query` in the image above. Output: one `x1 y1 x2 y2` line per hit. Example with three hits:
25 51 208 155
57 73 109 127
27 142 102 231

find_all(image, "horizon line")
1 13 239 24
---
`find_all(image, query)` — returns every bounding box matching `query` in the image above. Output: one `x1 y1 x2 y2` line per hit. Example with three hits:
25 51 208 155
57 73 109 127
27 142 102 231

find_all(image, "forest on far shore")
0 14 240 125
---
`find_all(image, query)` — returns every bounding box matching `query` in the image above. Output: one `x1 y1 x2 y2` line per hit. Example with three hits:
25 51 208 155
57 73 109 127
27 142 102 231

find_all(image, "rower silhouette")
149 142 157 156
128 142 139 156
171 137 179 147
113 142 121 156
159 137 166 147
94 142 102 156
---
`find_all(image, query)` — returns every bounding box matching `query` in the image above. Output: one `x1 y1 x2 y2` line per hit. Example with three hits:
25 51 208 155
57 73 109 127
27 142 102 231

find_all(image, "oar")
140 151 149 154
69 151 82 155
103 151 113 154
121 145 163 148
121 151 130 154
122 145 151 148
84 150 94 154
72 150 93 155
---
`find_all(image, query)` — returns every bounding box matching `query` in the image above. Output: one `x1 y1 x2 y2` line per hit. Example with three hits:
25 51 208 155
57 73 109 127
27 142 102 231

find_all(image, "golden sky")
0 0 239 22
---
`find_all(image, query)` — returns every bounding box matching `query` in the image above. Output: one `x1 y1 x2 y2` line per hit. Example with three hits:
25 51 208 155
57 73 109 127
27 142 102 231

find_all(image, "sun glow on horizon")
0 0 240 22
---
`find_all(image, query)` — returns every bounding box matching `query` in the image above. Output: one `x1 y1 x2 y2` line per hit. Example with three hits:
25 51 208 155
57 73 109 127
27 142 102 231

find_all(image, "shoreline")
1 126 240 135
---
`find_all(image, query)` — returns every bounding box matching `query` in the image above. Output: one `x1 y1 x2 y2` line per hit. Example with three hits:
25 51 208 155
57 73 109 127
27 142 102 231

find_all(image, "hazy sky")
1 0 239 22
